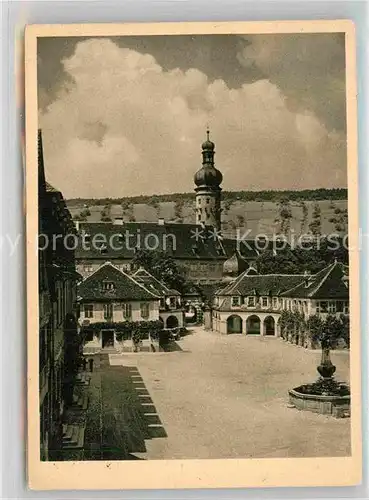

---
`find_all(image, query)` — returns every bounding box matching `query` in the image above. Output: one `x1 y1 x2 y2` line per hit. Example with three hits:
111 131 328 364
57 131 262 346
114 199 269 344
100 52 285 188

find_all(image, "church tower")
194 129 223 231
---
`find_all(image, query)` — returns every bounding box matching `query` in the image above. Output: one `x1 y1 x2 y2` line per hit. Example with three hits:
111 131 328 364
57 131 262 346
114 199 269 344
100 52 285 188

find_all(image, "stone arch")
226 315 243 334
166 315 179 329
246 315 261 335
264 316 276 336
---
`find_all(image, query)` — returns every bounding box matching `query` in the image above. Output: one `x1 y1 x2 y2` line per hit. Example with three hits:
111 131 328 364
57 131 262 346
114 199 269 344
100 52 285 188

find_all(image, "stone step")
62 425 85 450
71 393 89 411
62 425 79 446
75 372 91 386
83 346 101 355
62 424 74 442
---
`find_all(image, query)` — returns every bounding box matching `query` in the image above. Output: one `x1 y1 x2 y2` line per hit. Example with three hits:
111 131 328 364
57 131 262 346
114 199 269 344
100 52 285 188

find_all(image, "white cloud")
40 38 346 198
237 34 346 131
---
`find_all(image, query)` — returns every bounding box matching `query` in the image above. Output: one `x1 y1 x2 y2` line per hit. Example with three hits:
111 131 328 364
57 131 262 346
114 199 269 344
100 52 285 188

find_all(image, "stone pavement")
109 327 351 460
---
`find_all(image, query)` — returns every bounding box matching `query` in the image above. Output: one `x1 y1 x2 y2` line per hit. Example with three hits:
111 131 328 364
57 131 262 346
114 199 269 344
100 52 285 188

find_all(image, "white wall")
80 300 159 323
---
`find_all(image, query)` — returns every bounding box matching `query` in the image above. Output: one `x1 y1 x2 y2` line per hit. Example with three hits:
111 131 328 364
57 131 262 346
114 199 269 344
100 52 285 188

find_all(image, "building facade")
78 262 162 353
38 130 80 461
212 261 349 340
131 267 184 329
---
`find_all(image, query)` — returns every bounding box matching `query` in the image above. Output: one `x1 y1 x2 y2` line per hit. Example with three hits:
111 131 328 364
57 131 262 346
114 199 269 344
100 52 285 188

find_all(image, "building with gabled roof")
78 262 162 353
212 260 349 338
132 267 184 329
78 261 159 302
280 260 349 300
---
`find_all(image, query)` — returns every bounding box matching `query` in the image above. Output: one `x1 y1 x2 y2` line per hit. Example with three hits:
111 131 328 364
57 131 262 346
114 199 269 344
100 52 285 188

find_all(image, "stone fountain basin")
288 387 350 418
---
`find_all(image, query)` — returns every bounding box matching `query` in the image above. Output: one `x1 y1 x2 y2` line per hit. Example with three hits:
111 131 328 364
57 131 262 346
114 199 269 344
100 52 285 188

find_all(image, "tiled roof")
78 262 159 301
281 261 349 299
218 261 349 301
222 238 259 260
75 222 227 260
131 267 180 296
218 268 305 297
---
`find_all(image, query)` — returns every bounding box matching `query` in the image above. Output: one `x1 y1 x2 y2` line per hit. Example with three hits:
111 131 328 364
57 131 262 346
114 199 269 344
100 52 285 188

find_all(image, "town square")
92 327 350 460
36 31 353 464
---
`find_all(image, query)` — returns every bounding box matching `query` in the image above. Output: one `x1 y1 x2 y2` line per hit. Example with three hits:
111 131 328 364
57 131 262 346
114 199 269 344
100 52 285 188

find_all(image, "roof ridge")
132 267 173 294
79 261 159 298
307 261 337 298
220 269 247 294
80 261 118 281
124 271 161 299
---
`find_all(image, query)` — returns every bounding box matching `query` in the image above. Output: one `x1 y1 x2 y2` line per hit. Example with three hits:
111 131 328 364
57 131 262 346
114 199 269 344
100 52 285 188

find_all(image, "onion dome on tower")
194 129 223 231
194 129 223 188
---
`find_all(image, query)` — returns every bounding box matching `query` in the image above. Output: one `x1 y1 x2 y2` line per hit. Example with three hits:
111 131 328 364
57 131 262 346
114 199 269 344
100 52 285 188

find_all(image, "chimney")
113 217 124 225
158 218 165 226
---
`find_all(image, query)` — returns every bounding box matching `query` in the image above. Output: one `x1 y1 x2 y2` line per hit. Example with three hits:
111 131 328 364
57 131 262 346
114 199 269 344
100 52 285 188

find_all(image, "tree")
254 236 348 275
276 198 292 236
309 202 322 236
131 249 186 293
329 207 348 234
299 201 308 234
255 248 300 274
306 314 325 346
339 314 350 348
323 315 344 349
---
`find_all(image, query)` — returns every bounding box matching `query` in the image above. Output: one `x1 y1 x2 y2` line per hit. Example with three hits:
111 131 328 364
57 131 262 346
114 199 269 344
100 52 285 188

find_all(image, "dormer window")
231 296 241 307
102 281 115 291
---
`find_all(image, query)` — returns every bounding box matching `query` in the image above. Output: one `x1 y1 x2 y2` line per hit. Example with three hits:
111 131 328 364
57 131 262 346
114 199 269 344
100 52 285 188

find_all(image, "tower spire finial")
206 127 210 141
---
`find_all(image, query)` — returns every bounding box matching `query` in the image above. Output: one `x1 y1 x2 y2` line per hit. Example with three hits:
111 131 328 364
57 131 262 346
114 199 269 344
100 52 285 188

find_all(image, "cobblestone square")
110 327 351 460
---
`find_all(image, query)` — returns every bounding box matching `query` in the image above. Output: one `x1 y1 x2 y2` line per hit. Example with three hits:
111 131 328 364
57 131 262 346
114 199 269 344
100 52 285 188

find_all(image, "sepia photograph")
26 21 361 489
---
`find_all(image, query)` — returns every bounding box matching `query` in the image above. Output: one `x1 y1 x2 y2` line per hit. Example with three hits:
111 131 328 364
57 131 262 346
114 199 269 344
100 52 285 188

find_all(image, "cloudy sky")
38 33 347 199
